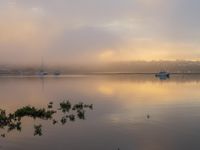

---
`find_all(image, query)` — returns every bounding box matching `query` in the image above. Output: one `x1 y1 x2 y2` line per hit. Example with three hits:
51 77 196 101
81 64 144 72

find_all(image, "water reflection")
156 75 170 80
1 75 200 150
98 74 200 83
0 101 93 138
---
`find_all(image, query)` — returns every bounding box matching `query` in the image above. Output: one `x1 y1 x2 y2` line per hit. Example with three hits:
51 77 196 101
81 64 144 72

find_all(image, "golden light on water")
97 80 200 104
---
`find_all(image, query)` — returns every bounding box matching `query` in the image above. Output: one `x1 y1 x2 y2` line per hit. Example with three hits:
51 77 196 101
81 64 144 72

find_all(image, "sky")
0 0 200 66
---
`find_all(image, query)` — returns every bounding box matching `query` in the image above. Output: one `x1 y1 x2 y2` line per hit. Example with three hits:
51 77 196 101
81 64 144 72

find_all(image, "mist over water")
1 0 200 66
1 0 200 149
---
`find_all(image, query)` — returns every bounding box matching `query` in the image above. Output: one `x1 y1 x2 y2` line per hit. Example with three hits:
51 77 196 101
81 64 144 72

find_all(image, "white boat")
155 71 170 78
38 70 48 76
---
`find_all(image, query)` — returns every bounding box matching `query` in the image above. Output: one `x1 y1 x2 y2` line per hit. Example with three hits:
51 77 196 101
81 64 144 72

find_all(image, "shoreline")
0 72 200 78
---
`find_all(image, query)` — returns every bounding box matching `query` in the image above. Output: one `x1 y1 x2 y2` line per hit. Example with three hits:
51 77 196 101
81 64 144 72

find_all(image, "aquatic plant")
59 101 71 112
52 119 58 125
68 114 75 121
48 102 53 109
14 106 56 119
61 117 67 125
84 104 93 110
34 124 42 136
1 134 5 138
72 102 84 110
48 105 53 109
7 121 21 132
0 109 7 123
0 100 93 137
77 110 85 120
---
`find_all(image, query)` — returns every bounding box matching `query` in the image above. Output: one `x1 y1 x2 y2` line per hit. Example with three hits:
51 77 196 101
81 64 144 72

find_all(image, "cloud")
47 26 124 64
0 0 200 65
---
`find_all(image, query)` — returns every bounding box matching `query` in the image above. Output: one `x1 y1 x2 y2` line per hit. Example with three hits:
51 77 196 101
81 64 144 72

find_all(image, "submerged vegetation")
0 100 93 138
34 124 42 136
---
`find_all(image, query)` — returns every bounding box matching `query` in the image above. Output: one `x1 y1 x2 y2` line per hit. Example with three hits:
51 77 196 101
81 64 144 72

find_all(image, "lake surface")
1 74 200 150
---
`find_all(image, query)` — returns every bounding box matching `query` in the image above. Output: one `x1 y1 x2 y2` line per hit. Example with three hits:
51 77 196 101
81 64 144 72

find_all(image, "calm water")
1 75 200 150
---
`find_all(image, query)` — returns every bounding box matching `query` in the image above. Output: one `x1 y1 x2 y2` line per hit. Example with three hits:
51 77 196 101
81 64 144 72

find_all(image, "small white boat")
37 70 48 76
38 71 48 76
155 71 170 78
54 71 61 76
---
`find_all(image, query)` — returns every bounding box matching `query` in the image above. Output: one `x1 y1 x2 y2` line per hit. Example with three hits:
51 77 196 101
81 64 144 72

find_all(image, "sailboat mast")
41 57 44 72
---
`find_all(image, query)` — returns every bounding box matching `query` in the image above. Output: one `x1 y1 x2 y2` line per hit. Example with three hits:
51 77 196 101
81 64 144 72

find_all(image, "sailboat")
54 71 61 76
38 57 48 76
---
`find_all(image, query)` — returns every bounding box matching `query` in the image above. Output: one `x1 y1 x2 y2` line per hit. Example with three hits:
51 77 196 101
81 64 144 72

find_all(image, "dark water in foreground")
1 75 200 150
